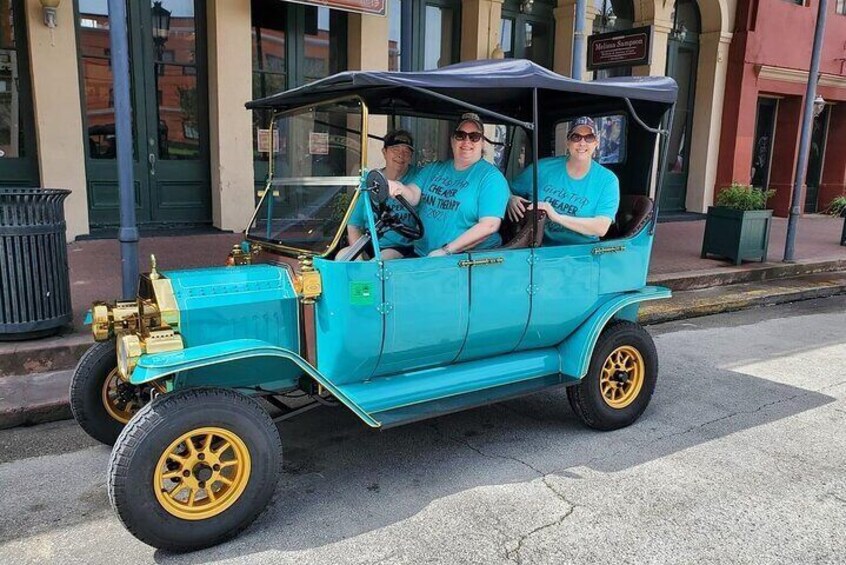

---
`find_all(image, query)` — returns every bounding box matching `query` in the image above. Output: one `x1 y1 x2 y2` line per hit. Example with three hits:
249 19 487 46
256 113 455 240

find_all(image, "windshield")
247 99 363 255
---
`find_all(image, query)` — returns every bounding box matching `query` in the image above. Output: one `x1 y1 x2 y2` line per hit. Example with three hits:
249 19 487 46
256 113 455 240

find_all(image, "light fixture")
40 0 61 29
520 0 534 14
813 94 826 118
151 1 172 50
671 24 687 42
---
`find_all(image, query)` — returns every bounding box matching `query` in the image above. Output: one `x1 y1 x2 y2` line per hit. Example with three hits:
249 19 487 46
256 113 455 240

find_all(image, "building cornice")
755 65 846 89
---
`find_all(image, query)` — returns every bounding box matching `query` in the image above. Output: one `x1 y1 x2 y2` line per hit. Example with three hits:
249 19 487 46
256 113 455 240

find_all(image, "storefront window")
251 1 347 168
424 4 454 70
0 0 28 160
500 0 554 69
388 0 402 70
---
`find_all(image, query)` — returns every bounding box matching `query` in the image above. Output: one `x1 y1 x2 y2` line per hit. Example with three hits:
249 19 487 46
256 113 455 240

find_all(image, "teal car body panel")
164 264 299 350
558 285 672 379
130 338 378 427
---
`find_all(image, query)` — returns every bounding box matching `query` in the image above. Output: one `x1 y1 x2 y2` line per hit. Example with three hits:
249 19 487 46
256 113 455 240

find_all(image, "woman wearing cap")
344 130 419 260
508 116 620 245
386 113 509 257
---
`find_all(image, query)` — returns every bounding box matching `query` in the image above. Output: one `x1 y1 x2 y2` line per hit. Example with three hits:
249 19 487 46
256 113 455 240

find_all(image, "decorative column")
207 0 255 231
553 0 576 76
631 16 672 77
348 11 390 169
25 0 88 239
685 30 733 213
460 0 504 61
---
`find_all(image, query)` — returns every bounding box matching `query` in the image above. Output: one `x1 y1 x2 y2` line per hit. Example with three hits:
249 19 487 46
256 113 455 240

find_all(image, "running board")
337 348 579 429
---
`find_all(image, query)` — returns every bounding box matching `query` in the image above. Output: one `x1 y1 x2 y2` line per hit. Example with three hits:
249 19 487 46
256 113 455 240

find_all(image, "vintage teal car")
69 60 677 551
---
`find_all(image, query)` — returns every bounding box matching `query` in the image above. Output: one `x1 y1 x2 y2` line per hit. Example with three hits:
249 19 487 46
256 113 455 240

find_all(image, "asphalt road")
1 297 844 564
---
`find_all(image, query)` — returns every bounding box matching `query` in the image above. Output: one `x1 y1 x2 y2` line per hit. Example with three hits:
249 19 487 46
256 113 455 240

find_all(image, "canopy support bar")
405 86 534 130
624 98 668 135
649 103 677 234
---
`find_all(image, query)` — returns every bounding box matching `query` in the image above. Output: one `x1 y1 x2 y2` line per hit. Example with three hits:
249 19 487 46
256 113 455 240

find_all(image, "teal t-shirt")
511 157 620 245
410 159 509 256
349 166 419 249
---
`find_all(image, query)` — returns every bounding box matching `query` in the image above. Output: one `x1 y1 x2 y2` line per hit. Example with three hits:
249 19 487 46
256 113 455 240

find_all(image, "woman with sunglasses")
508 116 620 245
387 112 509 257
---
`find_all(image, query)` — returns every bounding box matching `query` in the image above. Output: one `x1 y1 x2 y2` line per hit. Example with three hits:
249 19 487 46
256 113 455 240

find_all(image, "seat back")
500 209 547 249
603 195 654 240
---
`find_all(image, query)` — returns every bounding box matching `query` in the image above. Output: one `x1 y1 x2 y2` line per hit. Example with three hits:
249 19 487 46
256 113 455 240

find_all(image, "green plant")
824 195 846 218
715 182 775 211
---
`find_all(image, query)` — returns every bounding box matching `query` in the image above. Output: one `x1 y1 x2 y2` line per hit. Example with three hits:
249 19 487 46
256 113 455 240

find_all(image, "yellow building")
1 0 735 239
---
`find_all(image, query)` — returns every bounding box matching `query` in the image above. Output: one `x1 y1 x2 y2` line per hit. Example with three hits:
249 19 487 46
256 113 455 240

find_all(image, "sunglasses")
568 132 597 143
453 130 484 143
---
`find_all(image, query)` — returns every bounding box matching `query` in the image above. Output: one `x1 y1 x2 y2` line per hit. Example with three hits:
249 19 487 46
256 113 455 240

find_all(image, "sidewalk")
1 215 844 428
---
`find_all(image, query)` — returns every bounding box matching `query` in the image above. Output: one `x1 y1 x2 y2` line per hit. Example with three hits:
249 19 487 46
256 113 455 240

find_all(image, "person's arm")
429 217 502 256
507 164 534 222
530 202 613 237
387 180 421 206
347 224 364 244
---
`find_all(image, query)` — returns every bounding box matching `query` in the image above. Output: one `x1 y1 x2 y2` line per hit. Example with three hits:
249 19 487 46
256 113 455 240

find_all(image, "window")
837 0 846 14
388 0 460 71
500 0 554 69
553 115 627 165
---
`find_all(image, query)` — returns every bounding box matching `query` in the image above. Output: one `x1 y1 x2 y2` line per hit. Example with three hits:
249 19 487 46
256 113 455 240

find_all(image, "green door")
0 0 38 188
79 0 210 228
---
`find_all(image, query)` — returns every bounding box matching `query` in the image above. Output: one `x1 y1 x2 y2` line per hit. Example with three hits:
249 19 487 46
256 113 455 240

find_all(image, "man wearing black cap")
508 116 619 245
344 130 419 260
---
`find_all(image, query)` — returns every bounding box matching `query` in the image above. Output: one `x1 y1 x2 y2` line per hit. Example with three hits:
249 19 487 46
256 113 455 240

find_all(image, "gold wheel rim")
154 427 252 521
101 368 137 424
599 345 645 409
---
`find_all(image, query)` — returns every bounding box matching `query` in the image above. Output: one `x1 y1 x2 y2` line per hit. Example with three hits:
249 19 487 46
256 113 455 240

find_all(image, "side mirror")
365 169 389 206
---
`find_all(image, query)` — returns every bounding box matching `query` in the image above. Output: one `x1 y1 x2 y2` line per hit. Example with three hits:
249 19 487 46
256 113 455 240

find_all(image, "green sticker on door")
350 281 374 305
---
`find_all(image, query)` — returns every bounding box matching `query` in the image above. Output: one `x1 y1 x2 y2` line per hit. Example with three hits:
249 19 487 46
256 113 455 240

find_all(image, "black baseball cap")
383 130 414 151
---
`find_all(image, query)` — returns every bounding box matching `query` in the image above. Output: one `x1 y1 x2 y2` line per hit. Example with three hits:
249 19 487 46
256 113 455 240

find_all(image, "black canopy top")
246 59 677 124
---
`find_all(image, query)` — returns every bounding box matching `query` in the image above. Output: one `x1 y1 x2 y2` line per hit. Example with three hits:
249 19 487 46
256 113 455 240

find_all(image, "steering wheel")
365 169 424 241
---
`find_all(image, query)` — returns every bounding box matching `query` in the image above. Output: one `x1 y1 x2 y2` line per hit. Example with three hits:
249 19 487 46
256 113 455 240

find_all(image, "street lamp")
813 94 826 118
151 1 172 58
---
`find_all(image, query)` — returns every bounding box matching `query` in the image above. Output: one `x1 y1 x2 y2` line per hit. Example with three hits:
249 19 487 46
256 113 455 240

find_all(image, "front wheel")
108 387 282 552
69 341 149 445
567 320 658 431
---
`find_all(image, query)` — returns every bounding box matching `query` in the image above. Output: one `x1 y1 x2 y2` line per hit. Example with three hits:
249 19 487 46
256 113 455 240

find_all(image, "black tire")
567 320 658 431
108 387 282 552
69 341 127 445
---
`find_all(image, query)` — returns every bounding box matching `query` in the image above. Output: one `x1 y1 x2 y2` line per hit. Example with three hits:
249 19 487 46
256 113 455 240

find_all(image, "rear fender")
558 286 671 379
129 338 379 427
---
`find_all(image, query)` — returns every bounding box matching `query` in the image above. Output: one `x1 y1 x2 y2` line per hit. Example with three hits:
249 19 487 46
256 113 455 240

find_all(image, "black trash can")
0 188 73 340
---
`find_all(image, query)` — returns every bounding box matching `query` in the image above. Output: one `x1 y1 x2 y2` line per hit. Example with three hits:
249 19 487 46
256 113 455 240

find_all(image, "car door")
374 255 470 376
517 243 599 350
456 247 532 362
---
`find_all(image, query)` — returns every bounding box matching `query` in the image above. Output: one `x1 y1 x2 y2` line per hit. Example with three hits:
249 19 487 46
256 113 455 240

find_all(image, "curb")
647 257 846 291
640 275 846 325
0 370 73 430
0 333 90 378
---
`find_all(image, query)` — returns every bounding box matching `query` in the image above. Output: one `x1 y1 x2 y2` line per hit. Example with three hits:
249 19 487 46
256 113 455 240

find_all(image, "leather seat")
602 195 653 240
500 209 547 249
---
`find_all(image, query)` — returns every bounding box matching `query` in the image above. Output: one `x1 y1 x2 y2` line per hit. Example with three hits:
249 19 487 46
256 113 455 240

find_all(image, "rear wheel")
567 320 658 430
69 341 148 445
108 387 282 552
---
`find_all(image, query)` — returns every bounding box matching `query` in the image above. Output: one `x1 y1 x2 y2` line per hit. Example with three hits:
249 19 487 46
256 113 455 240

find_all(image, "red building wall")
717 0 846 216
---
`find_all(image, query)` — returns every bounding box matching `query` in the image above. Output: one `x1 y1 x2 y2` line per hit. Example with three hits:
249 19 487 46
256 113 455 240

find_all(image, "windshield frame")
245 94 369 257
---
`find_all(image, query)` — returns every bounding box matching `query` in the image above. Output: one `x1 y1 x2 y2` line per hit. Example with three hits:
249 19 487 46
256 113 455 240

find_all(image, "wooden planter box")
701 207 773 265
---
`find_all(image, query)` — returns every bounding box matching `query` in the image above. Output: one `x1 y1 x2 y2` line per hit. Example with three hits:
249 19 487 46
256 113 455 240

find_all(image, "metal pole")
572 0 587 80
108 0 139 297
784 0 828 262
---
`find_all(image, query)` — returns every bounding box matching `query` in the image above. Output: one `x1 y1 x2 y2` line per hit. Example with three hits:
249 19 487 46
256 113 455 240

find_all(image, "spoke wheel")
599 346 645 409
109 387 282 552
101 368 141 424
154 427 252 521
567 320 658 431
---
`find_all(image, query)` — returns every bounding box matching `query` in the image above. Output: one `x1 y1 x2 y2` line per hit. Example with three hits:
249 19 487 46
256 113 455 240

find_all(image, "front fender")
130 338 379 427
558 286 671 379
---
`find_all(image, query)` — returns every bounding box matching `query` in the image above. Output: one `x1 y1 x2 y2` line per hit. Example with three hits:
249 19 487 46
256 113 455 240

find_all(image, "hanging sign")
287 1 386 16
587 26 652 71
